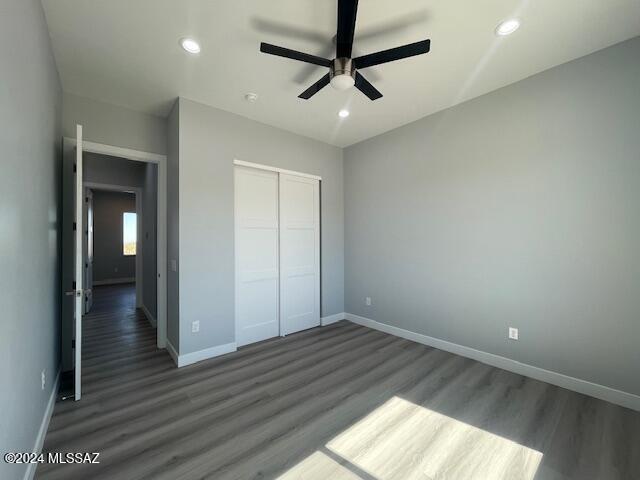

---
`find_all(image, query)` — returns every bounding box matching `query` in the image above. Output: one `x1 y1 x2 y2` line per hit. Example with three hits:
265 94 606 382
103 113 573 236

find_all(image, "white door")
235 166 280 347
279 173 320 335
83 188 94 313
61 124 84 400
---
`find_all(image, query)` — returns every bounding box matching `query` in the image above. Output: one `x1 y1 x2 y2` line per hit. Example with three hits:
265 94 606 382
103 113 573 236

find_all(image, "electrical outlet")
365 297 372 306
192 320 200 333
41 370 46 390
114 267 119 273
509 327 519 340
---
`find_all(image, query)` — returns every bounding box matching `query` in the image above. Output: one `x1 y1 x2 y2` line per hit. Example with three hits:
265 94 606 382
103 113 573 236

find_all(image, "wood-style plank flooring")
37 284 640 479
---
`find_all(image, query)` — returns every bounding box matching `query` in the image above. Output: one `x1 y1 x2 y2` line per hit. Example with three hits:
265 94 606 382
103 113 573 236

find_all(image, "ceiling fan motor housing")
330 57 356 90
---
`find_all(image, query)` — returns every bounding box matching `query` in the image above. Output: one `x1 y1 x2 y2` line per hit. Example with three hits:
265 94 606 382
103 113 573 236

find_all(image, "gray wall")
63 92 167 155
0 0 62 479
166 101 180 347
176 98 344 354
84 152 146 187
142 163 158 319
344 37 640 397
92 191 137 282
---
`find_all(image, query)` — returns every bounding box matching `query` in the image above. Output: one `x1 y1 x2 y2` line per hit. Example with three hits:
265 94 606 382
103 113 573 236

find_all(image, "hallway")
79 284 161 396
61 283 166 401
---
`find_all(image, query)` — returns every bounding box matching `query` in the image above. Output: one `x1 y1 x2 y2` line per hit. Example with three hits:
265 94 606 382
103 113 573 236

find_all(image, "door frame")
65 138 168 349
83 183 143 309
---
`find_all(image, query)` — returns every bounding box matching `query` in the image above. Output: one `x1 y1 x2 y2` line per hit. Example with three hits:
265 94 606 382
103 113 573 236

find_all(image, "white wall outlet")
114 267 119 273
41 370 46 390
365 297 372 306
191 320 200 333
171 259 177 272
509 327 519 340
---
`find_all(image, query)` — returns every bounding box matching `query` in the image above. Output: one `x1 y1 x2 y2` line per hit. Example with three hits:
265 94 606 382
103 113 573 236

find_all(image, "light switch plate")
509 327 519 340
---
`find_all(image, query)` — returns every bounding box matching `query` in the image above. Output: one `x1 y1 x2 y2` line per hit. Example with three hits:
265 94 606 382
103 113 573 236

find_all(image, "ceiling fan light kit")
259 0 431 101
330 58 355 90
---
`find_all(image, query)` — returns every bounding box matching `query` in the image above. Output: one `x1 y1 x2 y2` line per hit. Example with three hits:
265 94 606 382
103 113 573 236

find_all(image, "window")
123 212 137 256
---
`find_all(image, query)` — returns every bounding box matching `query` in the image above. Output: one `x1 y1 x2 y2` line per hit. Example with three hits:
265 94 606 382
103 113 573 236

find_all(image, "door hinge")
71 339 76 348
73 163 77 173
73 222 77 231
85 196 89 203
72 281 76 289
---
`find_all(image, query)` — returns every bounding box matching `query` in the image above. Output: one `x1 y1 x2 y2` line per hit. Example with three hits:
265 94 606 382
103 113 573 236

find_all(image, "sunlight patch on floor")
277 451 363 480
325 396 543 480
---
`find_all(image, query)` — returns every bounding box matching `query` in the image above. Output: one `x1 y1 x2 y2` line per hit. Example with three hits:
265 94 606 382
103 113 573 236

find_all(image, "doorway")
60 125 167 401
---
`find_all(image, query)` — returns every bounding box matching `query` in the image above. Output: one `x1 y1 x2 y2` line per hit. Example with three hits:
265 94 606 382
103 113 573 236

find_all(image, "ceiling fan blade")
260 42 332 67
299 73 331 100
355 72 383 101
293 43 336 84
353 39 430 69
336 0 359 58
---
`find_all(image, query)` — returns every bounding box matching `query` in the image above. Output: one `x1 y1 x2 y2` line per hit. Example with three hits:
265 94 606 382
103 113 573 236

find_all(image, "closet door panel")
235 167 280 347
280 173 320 335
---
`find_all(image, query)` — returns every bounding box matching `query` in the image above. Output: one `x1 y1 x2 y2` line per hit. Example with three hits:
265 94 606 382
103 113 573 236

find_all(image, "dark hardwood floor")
37 284 640 479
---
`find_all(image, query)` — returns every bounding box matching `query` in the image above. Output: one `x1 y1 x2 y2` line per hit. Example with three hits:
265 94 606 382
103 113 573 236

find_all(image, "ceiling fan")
259 0 431 101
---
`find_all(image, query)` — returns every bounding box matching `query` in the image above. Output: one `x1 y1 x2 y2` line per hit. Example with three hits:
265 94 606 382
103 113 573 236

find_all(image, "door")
83 188 94 313
61 125 84 400
279 173 320 335
235 166 280 347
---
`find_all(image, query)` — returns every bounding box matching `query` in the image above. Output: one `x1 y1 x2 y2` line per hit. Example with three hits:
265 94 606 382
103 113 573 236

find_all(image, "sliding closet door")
235 166 280 347
279 173 320 335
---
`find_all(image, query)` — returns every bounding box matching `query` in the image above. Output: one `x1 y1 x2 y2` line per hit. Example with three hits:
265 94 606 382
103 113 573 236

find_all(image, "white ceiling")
42 0 640 147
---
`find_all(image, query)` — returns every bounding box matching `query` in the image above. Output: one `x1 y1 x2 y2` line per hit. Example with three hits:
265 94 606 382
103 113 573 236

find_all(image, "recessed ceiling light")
180 37 201 54
495 18 521 36
338 109 350 118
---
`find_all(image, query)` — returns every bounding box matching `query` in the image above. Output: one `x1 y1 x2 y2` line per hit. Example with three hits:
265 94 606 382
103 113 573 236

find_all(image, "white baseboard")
166 340 237 368
24 369 60 480
141 304 157 328
321 312 346 326
345 313 640 412
93 277 135 286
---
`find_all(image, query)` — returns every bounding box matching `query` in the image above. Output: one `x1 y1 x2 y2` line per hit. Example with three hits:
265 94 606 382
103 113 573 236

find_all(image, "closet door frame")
233 159 322 345
234 160 321 182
